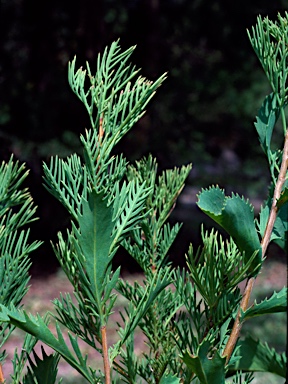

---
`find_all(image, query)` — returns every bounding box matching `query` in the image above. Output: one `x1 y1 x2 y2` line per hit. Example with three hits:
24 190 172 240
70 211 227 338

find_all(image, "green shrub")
0 12 287 384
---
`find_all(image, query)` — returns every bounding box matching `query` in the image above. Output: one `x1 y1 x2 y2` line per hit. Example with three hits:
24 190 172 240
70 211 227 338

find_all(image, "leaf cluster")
0 16 287 384
0 156 42 379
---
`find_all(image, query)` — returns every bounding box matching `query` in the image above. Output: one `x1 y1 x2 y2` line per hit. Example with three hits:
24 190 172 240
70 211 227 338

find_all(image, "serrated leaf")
273 202 288 249
182 340 226 384
0 305 93 382
197 187 262 273
254 93 280 155
258 199 288 249
241 287 287 320
159 374 181 384
22 346 60 384
228 336 286 378
76 190 115 308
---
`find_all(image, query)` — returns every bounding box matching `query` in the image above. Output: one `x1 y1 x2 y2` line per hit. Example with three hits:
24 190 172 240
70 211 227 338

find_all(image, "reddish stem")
101 325 111 384
0 363 4 384
223 129 288 363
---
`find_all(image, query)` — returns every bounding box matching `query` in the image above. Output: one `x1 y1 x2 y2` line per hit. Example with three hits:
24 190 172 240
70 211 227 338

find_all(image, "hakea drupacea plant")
0 12 287 384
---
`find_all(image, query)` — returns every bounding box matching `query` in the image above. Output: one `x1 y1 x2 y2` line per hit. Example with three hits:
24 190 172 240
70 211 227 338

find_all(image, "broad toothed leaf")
182 340 226 384
241 287 287 320
228 336 286 378
257 198 288 249
254 93 280 155
22 346 60 384
0 305 93 382
197 186 262 274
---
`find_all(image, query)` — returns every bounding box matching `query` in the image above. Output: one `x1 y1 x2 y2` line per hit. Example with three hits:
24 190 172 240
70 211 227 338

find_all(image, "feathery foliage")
0 14 287 384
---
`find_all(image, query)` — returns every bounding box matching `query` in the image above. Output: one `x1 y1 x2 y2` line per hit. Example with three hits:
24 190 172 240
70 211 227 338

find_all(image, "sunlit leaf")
197 186 262 274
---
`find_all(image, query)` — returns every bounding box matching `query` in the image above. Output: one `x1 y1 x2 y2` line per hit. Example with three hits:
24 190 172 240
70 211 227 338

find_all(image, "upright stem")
223 128 288 363
0 363 4 384
262 129 288 253
222 276 255 362
101 325 111 384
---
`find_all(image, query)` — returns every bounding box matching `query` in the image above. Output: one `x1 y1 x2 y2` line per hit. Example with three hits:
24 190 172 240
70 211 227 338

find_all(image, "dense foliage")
2 1 288 273
0 12 287 384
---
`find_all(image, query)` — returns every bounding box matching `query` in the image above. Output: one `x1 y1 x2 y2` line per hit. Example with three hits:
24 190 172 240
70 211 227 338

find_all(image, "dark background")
0 0 287 274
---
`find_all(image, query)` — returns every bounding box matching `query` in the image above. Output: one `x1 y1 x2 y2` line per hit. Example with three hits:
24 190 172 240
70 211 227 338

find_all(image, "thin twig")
223 129 288 363
101 325 111 384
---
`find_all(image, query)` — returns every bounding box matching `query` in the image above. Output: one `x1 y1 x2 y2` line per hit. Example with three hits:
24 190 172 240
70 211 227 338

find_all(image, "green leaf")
257 199 288 250
241 287 287 320
43 154 87 221
110 270 172 361
0 155 30 214
22 346 60 384
76 190 115 309
182 340 226 384
159 374 181 384
248 14 288 106
197 186 262 274
229 336 286 378
277 187 288 209
111 179 152 249
11 333 38 383
0 305 93 382
68 40 166 139
274 202 288 249
155 164 192 227
254 93 279 155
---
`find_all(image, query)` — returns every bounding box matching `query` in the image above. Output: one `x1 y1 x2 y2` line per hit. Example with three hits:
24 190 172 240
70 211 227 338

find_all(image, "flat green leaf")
182 341 226 384
241 287 287 320
273 202 288 249
229 336 286 378
0 305 93 382
197 187 262 274
257 205 277 241
22 346 60 384
254 93 279 155
76 190 115 304
159 374 181 384
258 199 288 249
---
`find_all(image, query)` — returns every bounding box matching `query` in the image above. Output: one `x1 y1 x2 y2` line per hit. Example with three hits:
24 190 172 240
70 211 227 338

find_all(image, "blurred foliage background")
0 0 287 273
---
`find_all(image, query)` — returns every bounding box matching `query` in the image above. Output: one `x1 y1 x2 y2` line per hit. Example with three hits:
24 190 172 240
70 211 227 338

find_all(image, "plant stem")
101 325 111 384
222 276 255 362
262 129 288 253
223 128 288 363
0 363 4 384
